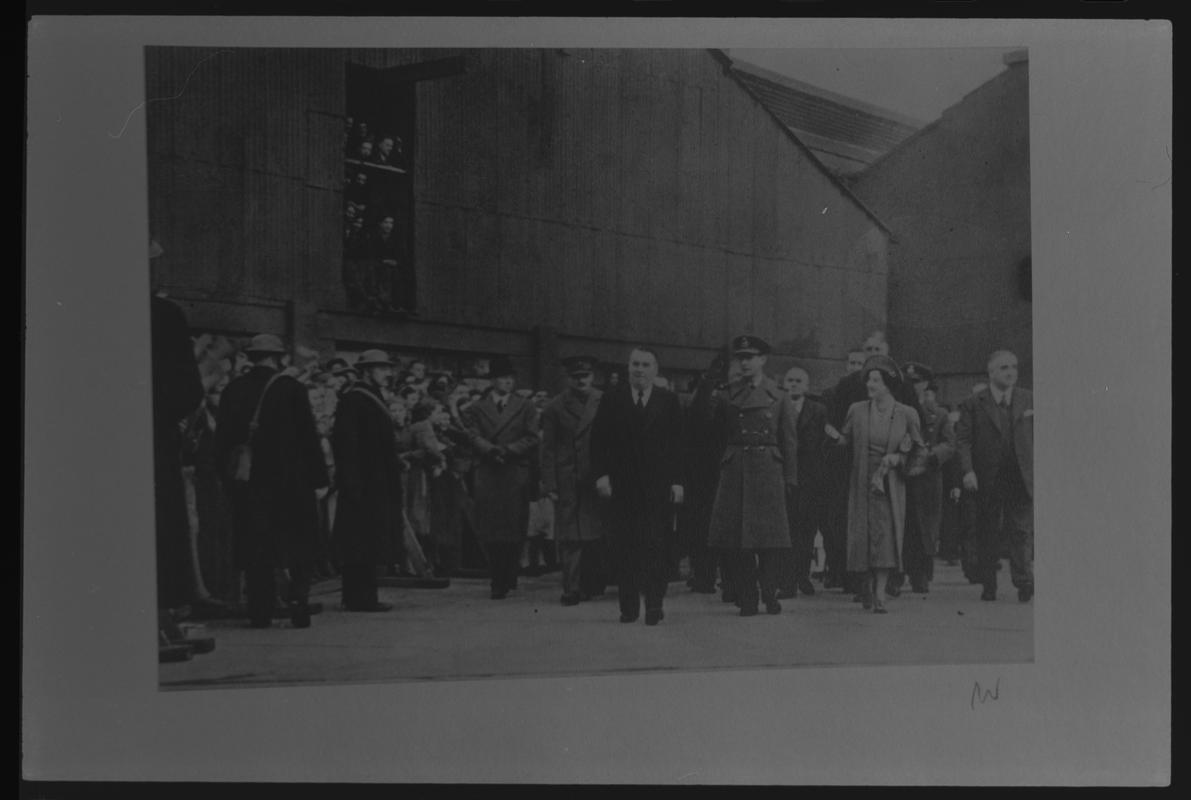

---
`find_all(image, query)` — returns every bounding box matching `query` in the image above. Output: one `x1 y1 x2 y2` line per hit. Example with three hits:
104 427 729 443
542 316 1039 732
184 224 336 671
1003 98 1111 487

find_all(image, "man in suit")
903 362 957 594
956 350 1034 602
540 356 606 606
590 347 685 626
703 336 799 617
331 349 404 612
462 356 541 599
777 364 828 599
214 334 330 628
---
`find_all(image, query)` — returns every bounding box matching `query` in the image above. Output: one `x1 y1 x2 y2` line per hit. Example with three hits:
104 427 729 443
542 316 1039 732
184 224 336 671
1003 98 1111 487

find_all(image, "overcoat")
214 366 329 570
907 404 957 556
705 376 799 550
462 394 540 544
589 384 684 535
539 388 605 543
839 400 924 572
955 387 1034 499
331 382 403 565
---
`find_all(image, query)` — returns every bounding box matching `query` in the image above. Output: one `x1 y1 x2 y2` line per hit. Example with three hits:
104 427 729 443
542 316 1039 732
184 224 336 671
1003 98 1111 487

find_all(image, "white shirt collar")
633 385 653 405
791 395 805 413
990 386 1013 406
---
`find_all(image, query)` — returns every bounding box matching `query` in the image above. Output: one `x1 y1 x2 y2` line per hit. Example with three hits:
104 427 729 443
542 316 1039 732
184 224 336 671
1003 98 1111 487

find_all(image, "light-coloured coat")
839 399 924 572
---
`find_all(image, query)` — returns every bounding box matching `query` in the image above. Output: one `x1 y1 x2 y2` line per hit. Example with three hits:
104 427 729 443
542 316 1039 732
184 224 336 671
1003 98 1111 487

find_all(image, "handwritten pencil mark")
970 677 1001 710
108 50 230 139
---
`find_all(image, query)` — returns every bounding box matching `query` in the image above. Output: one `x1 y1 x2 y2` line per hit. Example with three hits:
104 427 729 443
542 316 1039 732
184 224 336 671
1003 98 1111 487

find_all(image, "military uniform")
704 336 798 616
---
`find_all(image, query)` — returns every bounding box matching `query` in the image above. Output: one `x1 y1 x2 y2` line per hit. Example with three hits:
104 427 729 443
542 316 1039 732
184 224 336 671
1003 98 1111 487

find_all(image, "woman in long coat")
828 356 924 613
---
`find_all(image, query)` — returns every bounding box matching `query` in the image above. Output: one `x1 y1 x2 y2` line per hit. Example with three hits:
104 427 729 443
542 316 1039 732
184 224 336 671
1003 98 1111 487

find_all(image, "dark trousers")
780 486 821 593
246 563 311 624
558 540 584 597
733 549 781 611
484 541 522 595
715 547 738 600
687 528 718 591
613 523 669 618
902 525 933 589
341 562 379 609
821 476 850 588
579 539 608 595
975 468 1034 592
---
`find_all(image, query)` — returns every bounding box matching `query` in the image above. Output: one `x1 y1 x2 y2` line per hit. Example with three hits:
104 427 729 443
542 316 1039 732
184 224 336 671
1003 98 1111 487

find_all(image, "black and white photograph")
24 16 1169 785
144 43 1035 688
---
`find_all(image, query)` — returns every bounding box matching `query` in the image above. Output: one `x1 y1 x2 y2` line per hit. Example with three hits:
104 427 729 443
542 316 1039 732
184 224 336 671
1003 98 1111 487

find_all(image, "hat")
355 349 396 368
732 335 771 357
861 354 903 385
902 361 934 383
243 333 287 355
487 356 516 378
561 355 598 376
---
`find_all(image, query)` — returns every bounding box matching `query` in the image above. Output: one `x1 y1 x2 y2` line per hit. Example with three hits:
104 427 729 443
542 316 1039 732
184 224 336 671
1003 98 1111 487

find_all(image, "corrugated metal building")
147 47 891 393
848 52 1032 403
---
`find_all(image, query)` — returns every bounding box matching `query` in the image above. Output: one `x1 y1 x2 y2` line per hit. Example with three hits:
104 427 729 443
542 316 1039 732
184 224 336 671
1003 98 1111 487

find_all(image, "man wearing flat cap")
539 355 607 606
332 349 405 612
462 356 541 599
901 362 957 594
214 333 330 628
702 335 799 617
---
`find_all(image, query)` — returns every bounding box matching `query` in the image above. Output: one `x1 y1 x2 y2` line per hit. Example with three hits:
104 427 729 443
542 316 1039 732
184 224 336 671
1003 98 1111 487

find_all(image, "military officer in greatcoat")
539 355 606 606
704 335 799 617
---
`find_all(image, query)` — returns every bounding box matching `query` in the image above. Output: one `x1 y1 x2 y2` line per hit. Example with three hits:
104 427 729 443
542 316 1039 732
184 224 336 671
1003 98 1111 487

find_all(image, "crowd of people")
342 116 414 314
154 276 1034 659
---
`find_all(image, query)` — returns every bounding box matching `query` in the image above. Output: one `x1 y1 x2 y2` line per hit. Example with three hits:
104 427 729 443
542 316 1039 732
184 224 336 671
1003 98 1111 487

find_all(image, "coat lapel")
575 390 601 436
641 388 663 431
978 391 1007 437
489 395 522 440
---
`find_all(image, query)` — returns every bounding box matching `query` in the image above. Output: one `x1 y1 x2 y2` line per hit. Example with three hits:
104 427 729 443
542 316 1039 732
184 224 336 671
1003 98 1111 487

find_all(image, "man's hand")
669 485 684 505
546 491 559 502
962 471 979 492
949 487 962 502
824 423 841 440
315 486 329 501
596 475 612 499
880 453 901 469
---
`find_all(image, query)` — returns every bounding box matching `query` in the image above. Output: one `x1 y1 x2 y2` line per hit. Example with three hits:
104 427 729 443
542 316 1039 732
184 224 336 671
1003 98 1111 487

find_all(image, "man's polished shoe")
797 578 816 596
980 587 997 601
910 583 929 594
885 584 901 598
739 606 759 617
248 618 273 629
765 600 782 615
619 613 639 623
1018 585 1034 602
644 608 664 626
776 588 796 600
490 590 508 600
158 643 193 663
560 593 581 606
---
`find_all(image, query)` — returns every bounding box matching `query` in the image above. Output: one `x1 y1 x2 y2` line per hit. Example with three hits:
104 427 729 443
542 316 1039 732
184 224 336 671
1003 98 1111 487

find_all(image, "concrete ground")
159 560 1032 690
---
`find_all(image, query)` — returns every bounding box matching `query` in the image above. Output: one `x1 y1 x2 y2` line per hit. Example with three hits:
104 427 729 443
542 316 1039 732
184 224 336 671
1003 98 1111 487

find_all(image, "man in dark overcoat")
214 334 329 628
590 347 685 626
956 350 1034 602
462 356 541 599
903 363 957 593
331 349 404 612
776 364 828 599
703 336 799 617
539 355 606 606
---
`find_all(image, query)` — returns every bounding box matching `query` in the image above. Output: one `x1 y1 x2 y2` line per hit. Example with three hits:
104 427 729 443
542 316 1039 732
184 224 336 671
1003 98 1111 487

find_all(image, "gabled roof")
708 49 895 237
728 61 924 176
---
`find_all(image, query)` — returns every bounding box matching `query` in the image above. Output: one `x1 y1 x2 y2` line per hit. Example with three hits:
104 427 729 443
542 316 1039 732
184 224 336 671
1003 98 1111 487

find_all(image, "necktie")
636 392 645 410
